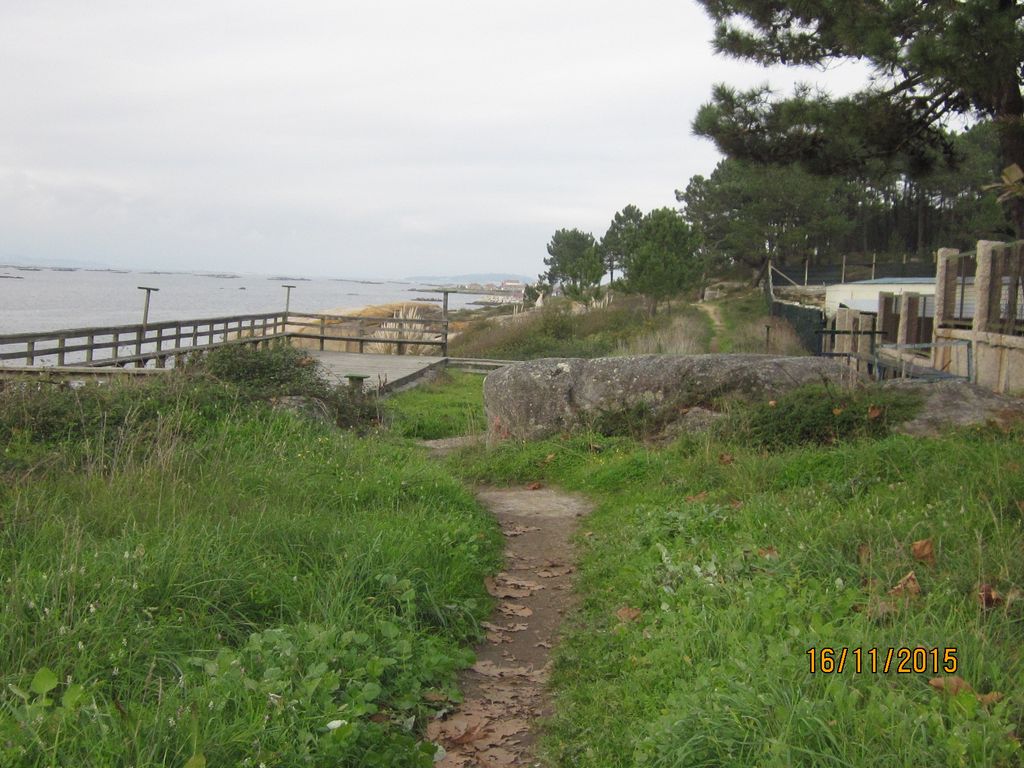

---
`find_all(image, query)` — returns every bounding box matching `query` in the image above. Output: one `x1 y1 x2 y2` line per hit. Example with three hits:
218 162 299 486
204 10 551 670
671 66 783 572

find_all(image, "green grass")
450 426 1024 767
384 371 486 440
0 371 501 767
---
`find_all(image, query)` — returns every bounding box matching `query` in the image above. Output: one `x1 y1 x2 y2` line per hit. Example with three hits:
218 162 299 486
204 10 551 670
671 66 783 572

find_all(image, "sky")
0 1 869 280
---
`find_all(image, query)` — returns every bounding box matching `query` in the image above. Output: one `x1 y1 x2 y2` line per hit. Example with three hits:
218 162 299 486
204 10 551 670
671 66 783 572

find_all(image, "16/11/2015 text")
807 647 958 674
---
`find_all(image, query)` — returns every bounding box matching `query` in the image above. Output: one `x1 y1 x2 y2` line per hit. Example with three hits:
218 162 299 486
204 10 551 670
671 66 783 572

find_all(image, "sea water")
0 267 477 334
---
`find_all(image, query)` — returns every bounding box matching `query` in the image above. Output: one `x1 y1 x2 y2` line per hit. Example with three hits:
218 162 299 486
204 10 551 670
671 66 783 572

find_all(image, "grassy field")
449 414 1024 766
384 371 486 440
0 355 502 767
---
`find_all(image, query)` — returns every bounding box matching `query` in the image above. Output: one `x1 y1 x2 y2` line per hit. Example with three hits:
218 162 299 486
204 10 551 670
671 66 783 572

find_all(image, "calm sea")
0 267 477 334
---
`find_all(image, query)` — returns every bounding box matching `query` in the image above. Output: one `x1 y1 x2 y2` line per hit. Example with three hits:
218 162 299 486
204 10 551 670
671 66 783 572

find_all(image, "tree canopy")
541 228 604 300
598 205 644 282
621 208 703 311
679 160 851 282
693 0 1024 231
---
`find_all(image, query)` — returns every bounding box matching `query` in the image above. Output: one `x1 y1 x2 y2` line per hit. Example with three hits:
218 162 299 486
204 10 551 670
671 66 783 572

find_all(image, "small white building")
824 277 935 317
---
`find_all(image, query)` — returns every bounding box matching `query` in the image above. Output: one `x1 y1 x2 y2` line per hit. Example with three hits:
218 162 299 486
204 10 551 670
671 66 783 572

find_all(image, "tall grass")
614 309 712 356
0 368 500 767
365 305 442 356
715 291 808 355
450 297 683 360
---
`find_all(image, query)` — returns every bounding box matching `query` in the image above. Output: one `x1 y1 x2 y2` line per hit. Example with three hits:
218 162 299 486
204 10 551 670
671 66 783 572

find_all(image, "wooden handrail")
0 308 449 368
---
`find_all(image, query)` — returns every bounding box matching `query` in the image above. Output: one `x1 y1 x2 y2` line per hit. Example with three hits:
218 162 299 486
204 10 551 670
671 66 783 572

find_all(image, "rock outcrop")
884 379 1024 436
484 354 860 441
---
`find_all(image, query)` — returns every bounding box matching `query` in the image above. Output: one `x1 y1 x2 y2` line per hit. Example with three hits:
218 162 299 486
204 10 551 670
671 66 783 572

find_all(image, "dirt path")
694 301 725 352
421 440 591 766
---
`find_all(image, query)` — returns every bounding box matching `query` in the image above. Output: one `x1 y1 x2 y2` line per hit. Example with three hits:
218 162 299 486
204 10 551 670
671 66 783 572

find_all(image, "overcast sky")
0 1 867 279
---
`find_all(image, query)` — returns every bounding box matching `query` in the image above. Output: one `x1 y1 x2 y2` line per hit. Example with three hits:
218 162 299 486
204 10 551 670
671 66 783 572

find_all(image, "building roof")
845 277 935 285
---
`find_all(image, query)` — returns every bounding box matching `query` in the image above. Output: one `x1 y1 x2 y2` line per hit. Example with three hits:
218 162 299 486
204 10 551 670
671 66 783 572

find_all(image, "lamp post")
282 284 296 317
137 286 159 363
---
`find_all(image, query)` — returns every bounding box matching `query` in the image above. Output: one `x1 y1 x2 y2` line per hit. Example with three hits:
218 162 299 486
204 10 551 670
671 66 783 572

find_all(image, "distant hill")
406 273 533 285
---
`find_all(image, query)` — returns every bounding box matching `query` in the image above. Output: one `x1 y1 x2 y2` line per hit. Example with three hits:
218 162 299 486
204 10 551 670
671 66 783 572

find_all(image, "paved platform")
308 351 446 392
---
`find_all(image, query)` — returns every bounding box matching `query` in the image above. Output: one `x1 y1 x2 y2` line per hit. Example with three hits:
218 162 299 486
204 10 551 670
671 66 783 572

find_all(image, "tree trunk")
751 258 769 287
994 51 1024 236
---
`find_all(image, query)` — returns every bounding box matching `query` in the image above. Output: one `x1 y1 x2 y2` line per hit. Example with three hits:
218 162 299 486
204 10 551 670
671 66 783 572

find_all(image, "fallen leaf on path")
615 606 642 622
537 566 574 578
501 575 541 588
486 631 511 644
534 641 551 649
487 719 529 740
889 571 920 597
498 603 533 618
429 713 487 744
478 747 518 766
481 686 518 704
485 580 534 599
911 538 935 566
502 525 540 537
472 660 530 678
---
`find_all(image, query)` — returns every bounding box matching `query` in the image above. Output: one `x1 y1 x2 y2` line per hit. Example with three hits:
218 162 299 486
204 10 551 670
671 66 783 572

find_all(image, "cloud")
0 0 869 278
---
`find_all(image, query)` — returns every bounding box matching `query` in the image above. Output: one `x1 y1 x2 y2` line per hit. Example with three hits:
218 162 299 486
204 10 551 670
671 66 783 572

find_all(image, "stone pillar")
904 293 921 345
934 248 959 327
974 241 1001 333
835 309 853 355
896 293 914 347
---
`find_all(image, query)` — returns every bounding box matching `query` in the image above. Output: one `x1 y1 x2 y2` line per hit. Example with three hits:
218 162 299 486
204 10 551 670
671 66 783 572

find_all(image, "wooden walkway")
309 351 446 392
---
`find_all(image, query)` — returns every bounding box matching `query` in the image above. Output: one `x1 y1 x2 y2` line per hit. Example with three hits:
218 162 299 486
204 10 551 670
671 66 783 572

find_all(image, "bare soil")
417 446 591 767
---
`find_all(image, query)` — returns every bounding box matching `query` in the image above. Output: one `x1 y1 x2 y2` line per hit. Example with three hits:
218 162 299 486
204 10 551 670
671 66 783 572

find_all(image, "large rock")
883 379 1024 436
484 354 860 441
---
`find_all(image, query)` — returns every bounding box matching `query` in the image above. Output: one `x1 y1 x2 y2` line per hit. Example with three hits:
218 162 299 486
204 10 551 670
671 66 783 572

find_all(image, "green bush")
192 343 378 429
724 385 923 449
196 342 326 398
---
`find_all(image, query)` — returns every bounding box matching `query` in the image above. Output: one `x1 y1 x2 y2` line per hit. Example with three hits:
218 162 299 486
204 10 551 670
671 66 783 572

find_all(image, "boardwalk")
309 350 445 391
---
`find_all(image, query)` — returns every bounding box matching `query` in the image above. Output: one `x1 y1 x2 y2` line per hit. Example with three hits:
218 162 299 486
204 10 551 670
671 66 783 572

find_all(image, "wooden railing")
0 311 449 369
285 313 448 356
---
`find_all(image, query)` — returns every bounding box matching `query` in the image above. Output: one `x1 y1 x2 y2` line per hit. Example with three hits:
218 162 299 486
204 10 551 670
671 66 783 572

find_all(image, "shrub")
194 343 378 429
724 384 923 449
